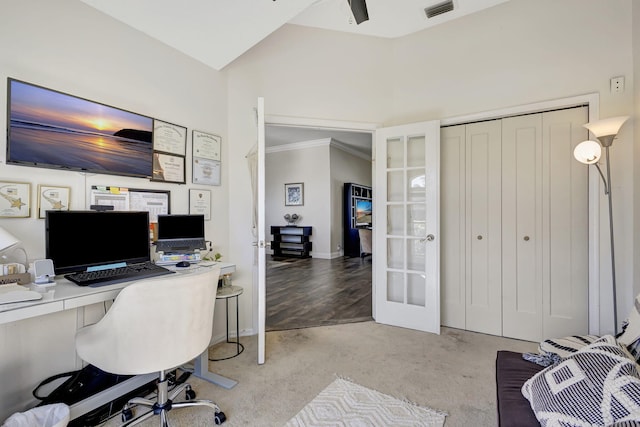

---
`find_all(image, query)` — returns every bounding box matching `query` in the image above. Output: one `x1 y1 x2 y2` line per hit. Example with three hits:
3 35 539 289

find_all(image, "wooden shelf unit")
270 226 312 259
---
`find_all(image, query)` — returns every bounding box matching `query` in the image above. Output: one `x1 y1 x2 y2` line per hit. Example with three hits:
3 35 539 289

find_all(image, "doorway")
264 123 374 331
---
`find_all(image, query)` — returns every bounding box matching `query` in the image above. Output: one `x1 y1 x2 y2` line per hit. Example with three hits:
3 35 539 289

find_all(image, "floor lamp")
573 116 629 335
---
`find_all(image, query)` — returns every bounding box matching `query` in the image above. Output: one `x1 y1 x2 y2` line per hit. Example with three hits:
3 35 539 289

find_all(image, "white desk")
0 262 237 421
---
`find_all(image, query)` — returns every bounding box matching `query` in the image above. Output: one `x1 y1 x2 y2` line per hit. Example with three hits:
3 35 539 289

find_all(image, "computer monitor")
46 210 151 275
156 214 205 252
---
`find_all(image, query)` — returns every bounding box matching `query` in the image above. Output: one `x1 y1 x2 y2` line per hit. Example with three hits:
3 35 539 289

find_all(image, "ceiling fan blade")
348 0 369 24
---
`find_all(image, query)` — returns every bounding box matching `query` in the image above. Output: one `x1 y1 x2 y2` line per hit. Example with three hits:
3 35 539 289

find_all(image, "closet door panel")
543 107 589 338
465 120 502 335
441 126 466 329
502 115 543 341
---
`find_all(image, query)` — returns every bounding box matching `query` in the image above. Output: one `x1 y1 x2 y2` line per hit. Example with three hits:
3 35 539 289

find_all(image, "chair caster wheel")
121 407 133 422
185 388 196 400
214 411 226 424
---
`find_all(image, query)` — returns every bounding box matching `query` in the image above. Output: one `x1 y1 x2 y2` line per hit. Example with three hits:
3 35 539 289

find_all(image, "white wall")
228 0 636 338
265 142 331 257
0 0 229 418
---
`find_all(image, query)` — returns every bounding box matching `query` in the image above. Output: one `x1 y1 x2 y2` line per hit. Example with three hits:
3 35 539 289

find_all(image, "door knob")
477 235 483 240
524 236 530 241
426 234 435 241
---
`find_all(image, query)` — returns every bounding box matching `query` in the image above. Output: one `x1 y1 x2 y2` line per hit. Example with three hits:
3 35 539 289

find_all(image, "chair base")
121 371 225 426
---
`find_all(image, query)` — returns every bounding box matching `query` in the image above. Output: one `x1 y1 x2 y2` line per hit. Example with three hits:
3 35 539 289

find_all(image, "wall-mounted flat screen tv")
7 78 153 178
355 198 372 226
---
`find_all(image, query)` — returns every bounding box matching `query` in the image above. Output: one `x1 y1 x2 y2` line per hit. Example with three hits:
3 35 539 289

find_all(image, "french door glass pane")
407 170 425 202
407 136 425 167
387 205 404 235
407 273 426 307
387 271 404 303
387 171 404 202
387 238 404 269
407 203 425 237
407 238 426 271
387 137 404 168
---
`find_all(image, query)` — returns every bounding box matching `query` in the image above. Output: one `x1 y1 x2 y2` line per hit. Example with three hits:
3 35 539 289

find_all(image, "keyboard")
65 262 174 287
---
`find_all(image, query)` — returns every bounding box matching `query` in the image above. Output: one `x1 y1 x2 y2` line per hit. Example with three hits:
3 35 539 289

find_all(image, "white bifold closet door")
441 106 588 342
502 107 589 341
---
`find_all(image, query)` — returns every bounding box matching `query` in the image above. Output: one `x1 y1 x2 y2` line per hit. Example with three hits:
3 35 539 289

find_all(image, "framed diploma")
189 189 211 220
153 153 186 184
38 185 70 219
192 158 221 186
153 119 187 156
0 181 30 218
192 130 222 186
192 130 221 161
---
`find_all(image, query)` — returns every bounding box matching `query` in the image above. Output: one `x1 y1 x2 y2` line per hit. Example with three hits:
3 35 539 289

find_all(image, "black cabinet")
343 183 372 257
270 226 312 259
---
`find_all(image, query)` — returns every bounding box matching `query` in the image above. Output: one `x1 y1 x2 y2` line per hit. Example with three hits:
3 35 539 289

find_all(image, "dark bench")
495 351 543 427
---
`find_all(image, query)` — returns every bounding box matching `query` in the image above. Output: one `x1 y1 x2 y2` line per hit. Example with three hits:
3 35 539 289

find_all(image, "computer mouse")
176 261 191 268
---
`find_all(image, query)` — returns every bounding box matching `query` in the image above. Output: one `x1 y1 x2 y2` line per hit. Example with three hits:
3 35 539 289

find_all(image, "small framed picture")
0 181 31 218
38 185 70 219
285 183 304 206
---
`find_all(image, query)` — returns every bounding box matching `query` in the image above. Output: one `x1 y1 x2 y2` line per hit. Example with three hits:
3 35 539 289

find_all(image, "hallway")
266 256 372 331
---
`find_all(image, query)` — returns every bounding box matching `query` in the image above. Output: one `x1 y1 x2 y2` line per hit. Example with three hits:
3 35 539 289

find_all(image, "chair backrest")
75 268 221 375
358 228 372 254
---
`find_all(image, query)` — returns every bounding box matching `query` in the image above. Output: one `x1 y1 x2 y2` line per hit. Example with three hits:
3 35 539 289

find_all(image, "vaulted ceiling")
80 0 511 71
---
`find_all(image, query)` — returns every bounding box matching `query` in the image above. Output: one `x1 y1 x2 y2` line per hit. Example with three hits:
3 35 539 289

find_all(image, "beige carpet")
101 321 536 426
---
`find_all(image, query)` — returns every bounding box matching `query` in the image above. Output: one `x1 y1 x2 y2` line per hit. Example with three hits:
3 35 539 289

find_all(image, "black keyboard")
65 262 174 287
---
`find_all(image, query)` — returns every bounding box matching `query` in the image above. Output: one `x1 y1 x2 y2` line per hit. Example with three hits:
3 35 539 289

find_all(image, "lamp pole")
576 116 628 336
602 143 618 335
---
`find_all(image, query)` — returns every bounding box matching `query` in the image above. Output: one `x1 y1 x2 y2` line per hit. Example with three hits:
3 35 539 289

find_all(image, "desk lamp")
0 226 28 273
573 116 629 335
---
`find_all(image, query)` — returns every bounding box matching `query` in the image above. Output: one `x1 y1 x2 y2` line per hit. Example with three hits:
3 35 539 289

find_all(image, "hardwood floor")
266 256 372 331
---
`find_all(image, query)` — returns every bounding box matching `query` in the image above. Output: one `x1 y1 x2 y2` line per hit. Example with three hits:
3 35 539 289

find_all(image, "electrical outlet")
611 76 625 93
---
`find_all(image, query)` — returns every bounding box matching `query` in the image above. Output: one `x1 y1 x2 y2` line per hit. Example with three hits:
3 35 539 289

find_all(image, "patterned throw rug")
285 378 446 426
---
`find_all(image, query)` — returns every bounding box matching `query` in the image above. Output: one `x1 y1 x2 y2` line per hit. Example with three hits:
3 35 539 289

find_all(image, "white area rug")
285 378 447 426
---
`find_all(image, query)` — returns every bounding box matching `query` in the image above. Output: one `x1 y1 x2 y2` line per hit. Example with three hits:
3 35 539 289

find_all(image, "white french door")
374 120 441 333
257 97 266 364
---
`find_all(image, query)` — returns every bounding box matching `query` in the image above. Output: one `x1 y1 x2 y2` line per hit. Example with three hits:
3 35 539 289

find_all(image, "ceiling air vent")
425 1 454 19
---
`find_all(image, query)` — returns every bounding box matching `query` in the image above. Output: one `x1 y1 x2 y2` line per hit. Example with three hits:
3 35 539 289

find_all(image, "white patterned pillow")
539 334 600 358
522 335 640 426
618 295 640 347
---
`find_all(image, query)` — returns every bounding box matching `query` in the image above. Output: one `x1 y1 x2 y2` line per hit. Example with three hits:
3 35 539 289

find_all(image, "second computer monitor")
156 214 205 253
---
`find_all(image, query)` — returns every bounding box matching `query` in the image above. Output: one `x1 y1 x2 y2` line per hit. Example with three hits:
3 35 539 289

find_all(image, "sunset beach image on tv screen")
355 199 372 225
7 79 153 177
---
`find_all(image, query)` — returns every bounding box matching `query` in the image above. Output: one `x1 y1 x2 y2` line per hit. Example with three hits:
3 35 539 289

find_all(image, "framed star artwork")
38 185 70 219
0 181 31 218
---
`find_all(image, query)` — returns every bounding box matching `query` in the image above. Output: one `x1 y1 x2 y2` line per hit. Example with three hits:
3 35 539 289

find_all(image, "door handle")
426 234 435 242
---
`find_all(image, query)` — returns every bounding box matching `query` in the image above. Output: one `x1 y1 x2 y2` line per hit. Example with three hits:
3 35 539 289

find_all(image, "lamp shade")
0 226 20 253
574 140 602 164
584 116 629 138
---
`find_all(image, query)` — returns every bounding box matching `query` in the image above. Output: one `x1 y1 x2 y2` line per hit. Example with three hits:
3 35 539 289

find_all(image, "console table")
270 226 312 259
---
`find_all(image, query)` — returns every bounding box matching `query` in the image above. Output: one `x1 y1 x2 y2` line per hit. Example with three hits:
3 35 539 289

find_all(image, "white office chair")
358 228 372 258
75 268 225 426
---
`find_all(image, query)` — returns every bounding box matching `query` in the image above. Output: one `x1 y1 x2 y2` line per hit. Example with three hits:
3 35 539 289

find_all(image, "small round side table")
210 285 245 361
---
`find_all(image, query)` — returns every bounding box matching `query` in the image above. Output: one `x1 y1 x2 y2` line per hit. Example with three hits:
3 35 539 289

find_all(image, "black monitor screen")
157 214 204 240
46 211 150 275
156 214 205 252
